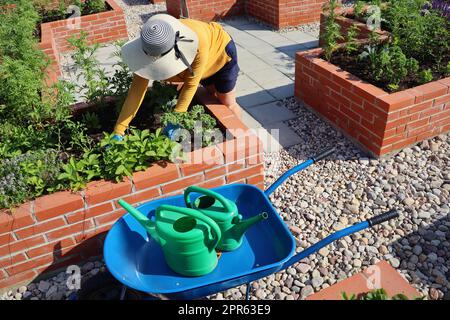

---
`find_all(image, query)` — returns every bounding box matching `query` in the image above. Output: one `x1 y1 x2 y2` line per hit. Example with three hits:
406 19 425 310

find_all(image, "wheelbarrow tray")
104 184 296 299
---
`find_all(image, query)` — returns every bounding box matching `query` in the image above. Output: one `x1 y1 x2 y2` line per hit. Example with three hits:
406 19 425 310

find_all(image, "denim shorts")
201 39 240 94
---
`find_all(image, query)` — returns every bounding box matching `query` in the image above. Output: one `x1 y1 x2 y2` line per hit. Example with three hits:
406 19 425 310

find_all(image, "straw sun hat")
121 14 199 80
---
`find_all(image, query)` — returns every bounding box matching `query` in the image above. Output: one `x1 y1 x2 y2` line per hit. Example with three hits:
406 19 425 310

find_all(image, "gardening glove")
104 134 124 150
162 123 183 141
112 134 124 141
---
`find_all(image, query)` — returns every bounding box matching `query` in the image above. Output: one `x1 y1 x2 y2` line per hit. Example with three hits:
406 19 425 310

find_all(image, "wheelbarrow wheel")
76 271 144 300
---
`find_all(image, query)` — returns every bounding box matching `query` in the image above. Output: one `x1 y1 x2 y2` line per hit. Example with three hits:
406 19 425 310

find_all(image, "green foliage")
354 0 366 19
321 0 344 61
59 129 182 188
383 0 449 67
83 0 106 14
161 105 219 147
342 288 424 300
81 112 101 130
35 0 107 22
419 69 434 84
359 44 418 91
344 24 359 54
0 150 64 208
446 61 450 76
67 31 110 103
149 81 179 112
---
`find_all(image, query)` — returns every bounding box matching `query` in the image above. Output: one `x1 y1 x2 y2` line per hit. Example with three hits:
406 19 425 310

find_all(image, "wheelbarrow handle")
282 209 399 269
265 147 336 196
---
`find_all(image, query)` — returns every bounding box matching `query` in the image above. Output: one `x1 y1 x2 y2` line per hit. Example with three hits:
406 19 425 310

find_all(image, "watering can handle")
184 186 235 214
157 204 222 251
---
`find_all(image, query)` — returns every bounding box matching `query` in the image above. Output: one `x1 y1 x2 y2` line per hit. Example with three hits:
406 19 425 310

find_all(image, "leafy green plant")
58 153 101 191
342 288 424 300
161 105 219 147
359 43 419 91
344 24 359 54
81 112 101 130
419 69 434 84
58 128 182 187
446 61 450 76
0 150 64 208
321 0 344 61
83 0 106 14
67 31 110 103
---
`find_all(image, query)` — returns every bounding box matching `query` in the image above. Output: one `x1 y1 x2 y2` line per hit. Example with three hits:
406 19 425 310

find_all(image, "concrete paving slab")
246 68 292 88
240 109 262 129
267 83 295 100
263 121 303 148
235 74 264 95
237 56 273 74
249 127 282 153
281 30 318 44
236 89 276 109
246 101 296 124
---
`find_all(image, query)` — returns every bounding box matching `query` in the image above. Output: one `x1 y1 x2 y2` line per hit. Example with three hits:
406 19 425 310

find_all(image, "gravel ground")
114 0 167 38
2 98 448 301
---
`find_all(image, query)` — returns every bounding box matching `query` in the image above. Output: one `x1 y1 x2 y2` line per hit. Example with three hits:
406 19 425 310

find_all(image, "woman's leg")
217 89 242 119
206 84 217 97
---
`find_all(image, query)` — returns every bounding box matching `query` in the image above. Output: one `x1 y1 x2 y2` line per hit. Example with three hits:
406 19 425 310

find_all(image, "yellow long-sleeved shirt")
113 19 232 136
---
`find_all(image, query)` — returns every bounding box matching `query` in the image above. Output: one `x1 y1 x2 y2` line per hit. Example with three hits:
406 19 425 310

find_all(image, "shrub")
359 43 418 91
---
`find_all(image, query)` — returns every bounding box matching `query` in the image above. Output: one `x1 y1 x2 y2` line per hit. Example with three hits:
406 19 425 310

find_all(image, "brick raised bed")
319 7 390 47
248 0 330 29
39 0 128 85
166 0 246 21
295 48 450 157
166 0 328 29
307 260 421 300
0 88 264 292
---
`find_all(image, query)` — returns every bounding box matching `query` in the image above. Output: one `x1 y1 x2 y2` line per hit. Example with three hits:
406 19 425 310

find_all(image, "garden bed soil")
326 47 449 93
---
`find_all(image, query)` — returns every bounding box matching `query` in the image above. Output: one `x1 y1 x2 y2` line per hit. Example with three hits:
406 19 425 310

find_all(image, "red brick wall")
246 0 280 27
0 89 265 292
166 0 245 21
37 0 128 86
295 48 450 157
245 0 329 29
278 0 329 28
41 0 128 53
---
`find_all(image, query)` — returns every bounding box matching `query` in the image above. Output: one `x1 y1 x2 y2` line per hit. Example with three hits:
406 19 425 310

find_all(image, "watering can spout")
232 212 268 241
118 199 161 245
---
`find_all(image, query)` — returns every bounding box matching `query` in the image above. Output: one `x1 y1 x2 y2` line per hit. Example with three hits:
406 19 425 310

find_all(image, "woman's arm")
174 50 208 113
113 73 150 135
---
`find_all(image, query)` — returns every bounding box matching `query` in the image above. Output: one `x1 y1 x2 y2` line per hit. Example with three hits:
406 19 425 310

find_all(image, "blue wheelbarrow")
97 147 399 300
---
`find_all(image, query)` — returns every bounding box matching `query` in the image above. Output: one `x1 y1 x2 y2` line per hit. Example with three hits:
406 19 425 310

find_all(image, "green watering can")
184 186 268 251
118 199 221 277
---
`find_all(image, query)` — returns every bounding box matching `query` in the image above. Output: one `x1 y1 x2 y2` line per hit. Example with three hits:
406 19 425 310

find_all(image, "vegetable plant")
321 0 344 61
